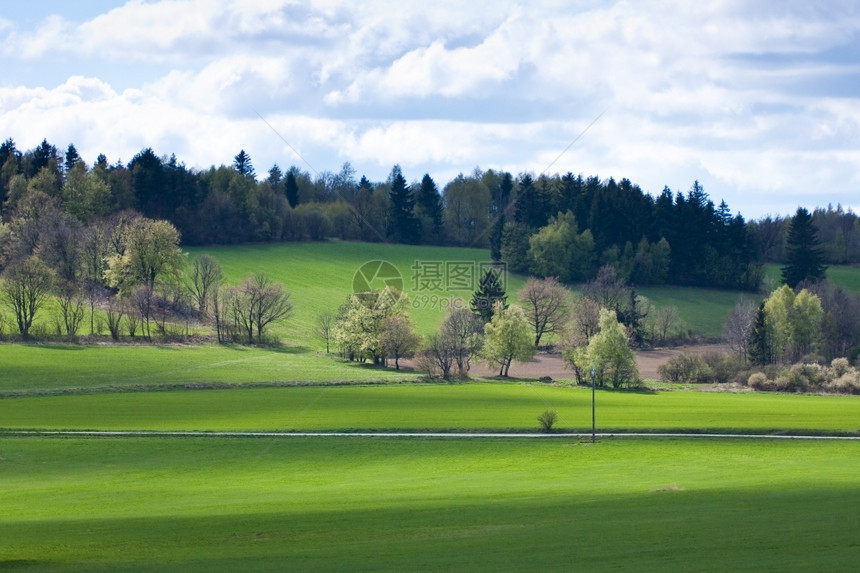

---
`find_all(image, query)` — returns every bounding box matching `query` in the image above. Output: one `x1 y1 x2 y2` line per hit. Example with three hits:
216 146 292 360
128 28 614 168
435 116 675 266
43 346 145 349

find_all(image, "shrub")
701 352 746 384
537 409 558 433
658 353 712 383
747 372 769 390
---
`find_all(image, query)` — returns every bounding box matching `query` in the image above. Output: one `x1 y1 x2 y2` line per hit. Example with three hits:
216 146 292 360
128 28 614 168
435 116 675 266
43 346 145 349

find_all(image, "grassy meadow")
2 383 858 434
2 436 858 572
2 243 860 571
185 241 758 340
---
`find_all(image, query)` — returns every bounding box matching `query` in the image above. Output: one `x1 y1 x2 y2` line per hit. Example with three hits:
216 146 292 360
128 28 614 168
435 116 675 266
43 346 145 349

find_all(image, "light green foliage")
61 162 111 222
527 210 595 282
573 308 639 388
763 285 823 362
104 217 184 293
333 287 409 364
481 301 535 376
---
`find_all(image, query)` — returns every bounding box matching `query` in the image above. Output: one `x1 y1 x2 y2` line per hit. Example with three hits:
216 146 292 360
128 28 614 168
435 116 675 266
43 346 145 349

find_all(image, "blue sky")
2 0 859 219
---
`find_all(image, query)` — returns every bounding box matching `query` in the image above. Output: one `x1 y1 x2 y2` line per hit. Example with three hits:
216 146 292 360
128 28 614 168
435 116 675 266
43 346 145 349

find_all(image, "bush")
658 353 712 383
537 409 558 433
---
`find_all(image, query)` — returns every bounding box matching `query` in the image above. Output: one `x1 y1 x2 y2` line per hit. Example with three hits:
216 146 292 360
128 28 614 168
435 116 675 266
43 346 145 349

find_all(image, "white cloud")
1 0 859 217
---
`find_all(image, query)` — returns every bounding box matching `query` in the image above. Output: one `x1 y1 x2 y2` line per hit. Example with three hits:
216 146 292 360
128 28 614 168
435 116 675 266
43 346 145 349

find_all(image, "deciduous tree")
481 301 535 377
2 256 55 339
518 276 571 346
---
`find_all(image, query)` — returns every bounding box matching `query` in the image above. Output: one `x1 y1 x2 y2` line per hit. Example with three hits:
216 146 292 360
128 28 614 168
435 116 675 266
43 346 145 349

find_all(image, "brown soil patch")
467 344 730 381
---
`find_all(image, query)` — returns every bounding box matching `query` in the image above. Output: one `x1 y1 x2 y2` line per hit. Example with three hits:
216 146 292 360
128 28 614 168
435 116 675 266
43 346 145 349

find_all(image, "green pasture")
185 241 523 340
1 436 858 572
637 285 753 338
185 241 760 341
0 344 418 394
2 383 857 433
763 263 860 293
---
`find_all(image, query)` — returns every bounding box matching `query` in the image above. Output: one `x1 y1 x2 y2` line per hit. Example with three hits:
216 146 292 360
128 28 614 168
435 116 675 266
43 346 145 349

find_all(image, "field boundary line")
2 430 859 440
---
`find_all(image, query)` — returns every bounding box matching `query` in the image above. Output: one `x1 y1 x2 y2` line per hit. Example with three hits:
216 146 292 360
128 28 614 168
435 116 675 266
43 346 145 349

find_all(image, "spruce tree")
285 170 299 208
781 207 826 288
386 165 420 244
747 302 770 365
414 173 443 234
471 268 507 323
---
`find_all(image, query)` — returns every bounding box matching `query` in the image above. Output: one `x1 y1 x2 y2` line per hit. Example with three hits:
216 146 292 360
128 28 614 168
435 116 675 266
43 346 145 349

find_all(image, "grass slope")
187 241 754 341
0 344 418 394
2 384 857 434
186 241 520 340
1 437 858 572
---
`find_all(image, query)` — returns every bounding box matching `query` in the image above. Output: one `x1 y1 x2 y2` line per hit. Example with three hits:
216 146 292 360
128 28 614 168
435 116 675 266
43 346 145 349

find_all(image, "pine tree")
285 170 299 208
471 267 507 322
747 302 770 365
781 207 827 288
64 144 81 174
233 150 255 178
386 165 420 244
414 173 443 235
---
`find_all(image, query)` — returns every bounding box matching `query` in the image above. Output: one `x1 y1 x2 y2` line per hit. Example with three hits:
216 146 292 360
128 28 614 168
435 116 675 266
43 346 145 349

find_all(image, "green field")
185 241 522 340
186 241 757 341
2 384 857 434
3 244 860 571
2 436 858 572
0 344 418 395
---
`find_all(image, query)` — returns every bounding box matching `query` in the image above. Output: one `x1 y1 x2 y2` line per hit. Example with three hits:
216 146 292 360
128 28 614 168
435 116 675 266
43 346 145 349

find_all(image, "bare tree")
440 306 484 377
567 295 601 347
186 253 223 318
418 333 456 380
380 315 421 370
231 272 293 344
106 294 125 341
518 276 571 346
723 298 758 360
581 265 630 313
2 256 54 339
132 283 155 340
654 305 682 345
314 311 336 353
56 284 86 337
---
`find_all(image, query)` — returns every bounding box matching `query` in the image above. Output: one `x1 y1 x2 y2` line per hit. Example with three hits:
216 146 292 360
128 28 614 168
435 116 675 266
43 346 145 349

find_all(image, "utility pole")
590 364 596 443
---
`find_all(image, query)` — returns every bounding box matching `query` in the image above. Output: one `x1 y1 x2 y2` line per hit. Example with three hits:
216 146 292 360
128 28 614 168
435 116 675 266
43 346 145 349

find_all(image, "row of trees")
3 136 822 291
324 271 645 387
722 279 860 367
0 210 294 344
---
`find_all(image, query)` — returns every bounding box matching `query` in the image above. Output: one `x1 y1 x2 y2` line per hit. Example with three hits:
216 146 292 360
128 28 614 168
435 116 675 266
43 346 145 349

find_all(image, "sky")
1 0 859 220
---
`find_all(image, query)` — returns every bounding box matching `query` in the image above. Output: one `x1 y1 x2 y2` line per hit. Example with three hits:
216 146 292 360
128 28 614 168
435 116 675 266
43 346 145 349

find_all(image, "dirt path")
468 344 731 380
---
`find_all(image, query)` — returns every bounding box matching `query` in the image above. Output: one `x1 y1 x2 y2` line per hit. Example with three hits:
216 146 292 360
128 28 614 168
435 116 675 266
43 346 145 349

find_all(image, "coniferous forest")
2 136 859 291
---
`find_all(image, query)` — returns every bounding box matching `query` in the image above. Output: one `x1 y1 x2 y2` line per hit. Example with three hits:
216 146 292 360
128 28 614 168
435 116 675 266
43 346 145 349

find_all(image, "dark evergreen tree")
129 148 168 218
513 173 549 229
386 165 420 244
781 207 827 288
489 212 505 261
233 150 255 178
26 138 60 178
471 267 507 323
267 164 283 187
284 169 299 208
64 144 81 174
747 302 771 365
414 173 443 234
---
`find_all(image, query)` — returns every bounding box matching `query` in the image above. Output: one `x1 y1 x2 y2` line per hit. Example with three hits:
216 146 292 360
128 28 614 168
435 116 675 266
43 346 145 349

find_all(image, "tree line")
8 136 856 291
